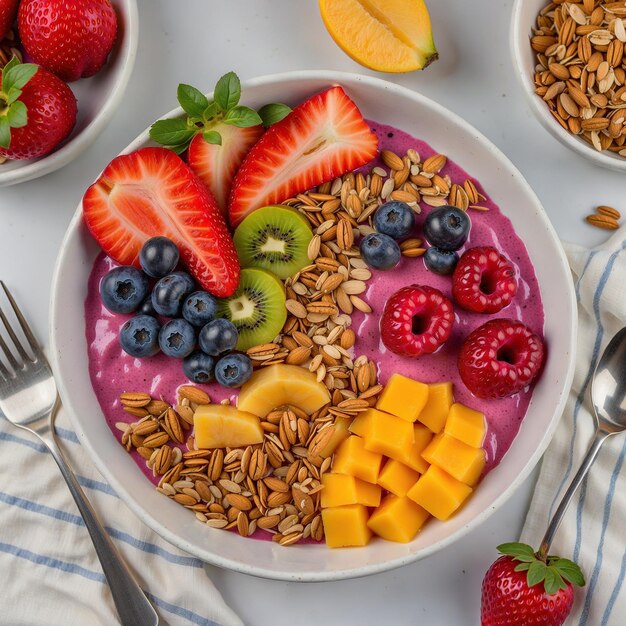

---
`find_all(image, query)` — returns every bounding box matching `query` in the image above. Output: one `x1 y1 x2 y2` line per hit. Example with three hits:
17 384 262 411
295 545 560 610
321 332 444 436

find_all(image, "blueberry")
373 201 414 240
138 296 156 316
198 318 238 356
182 291 217 327
214 353 253 388
139 237 180 278
424 247 459 275
183 350 215 384
151 272 195 317
100 266 149 314
423 205 471 251
359 232 401 270
119 315 160 357
158 318 196 358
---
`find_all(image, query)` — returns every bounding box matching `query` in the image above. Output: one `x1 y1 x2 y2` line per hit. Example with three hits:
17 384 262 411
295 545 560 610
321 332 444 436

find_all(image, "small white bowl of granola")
50 70 576 581
511 0 626 171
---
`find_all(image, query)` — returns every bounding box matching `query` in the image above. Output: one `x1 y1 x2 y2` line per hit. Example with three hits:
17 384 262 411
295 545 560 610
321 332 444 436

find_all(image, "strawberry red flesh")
83 147 240 298
228 85 378 227
0 0 19 40
187 123 263 217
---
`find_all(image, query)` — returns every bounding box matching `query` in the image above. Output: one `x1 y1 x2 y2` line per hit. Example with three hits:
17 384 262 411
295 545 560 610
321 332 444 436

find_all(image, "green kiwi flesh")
217 268 286 351
233 205 313 280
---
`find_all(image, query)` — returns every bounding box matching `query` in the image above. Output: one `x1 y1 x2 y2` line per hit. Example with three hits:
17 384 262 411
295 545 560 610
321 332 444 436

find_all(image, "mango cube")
348 408 377 437
321 473 382 508
237 364 330 417
445 403 486 448
407 465 472 520
376 373 429 422
320 417 351 458
322 504 372 548
193 405 263 449
367 495 430 543
332 436 383 484
377 459 420 497
362 410 415 459
421 433 485 486
417 382 454 433
390 423 432 474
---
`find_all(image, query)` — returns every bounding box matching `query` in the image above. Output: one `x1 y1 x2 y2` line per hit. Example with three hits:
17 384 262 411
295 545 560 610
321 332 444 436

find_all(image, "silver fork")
0 281 159 626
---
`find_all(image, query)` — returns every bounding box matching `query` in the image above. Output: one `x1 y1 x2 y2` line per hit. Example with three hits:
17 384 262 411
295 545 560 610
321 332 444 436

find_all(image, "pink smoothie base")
84 121 544 540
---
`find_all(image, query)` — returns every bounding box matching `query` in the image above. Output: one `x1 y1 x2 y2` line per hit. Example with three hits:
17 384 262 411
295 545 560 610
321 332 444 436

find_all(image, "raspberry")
452 247 517 314
380 285 454 357
458 319 545 399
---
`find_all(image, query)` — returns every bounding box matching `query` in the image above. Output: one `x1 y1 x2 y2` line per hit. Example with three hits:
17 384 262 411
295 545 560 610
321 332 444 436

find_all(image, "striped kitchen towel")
521 225 626 625
0 404 243 626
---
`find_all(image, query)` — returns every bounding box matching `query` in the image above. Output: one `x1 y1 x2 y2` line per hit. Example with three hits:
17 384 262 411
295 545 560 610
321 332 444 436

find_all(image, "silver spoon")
538 326 626 558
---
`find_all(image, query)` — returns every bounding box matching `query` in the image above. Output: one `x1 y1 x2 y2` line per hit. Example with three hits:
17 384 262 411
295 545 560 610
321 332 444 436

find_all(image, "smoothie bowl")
50 71 576 581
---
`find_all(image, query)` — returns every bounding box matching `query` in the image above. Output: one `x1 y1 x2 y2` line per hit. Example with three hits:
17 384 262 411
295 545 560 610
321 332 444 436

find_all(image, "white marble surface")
0 1 620 624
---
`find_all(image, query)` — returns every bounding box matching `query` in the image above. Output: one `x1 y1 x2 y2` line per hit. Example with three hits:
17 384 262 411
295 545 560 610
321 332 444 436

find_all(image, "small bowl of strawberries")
0 0 138 186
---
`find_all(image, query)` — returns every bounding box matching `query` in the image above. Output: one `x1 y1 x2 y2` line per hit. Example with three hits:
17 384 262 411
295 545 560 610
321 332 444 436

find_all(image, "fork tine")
0 330 20 370
0 281 39 359
0 356 9 381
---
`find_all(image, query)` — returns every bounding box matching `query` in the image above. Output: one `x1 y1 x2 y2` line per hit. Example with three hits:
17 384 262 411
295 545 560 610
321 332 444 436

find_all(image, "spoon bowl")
591 327 626 432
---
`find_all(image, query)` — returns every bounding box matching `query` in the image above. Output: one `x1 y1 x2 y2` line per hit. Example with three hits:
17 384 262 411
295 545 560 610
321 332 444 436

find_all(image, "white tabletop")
1 1 622 624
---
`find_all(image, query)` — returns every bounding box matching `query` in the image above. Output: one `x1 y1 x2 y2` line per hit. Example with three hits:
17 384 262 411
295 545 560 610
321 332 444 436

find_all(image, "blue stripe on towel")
0 491 202 568
578 437 626 626
573 240 626 561
600 544 626 625
0 430 117 496
548 251 598 519
55 426 80 444
0 542 219 626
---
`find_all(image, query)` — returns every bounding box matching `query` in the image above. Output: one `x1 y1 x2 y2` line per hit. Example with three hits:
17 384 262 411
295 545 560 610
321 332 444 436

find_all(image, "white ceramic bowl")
0 0 138 187
511 0 626 171
50 71 577 581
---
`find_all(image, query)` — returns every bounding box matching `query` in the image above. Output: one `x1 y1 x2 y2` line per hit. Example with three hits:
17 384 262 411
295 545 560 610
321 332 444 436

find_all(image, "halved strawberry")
228 85 378 227
187 123 263 216
83 147 240 298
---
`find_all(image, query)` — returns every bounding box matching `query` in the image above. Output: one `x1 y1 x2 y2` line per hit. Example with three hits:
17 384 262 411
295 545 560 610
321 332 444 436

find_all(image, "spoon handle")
538 429 610 558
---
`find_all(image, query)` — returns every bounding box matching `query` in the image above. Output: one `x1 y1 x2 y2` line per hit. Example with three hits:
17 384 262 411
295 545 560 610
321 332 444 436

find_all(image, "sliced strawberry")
187 122 263 217
83 147 240 298
228 85 378 227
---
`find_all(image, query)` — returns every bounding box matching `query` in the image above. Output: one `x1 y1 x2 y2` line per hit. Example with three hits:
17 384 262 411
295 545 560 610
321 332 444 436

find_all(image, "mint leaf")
258 103 292 127
497 543 536 559
214 72 240 111
149 118 196 148
0 117 11 149
543 568 565 595
203 130 222 145
527 560 547 588
3 63 37 94
177 84 209 119
2 55 20 77
203 101 220 120
552 558 586 587
7 101 27 128
223 105 262 128
5 86 23 105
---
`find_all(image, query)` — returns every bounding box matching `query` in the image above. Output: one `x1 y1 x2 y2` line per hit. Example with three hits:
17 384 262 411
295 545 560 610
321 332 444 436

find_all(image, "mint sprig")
497 542 586 596
0 56 38 149
149 71 292 154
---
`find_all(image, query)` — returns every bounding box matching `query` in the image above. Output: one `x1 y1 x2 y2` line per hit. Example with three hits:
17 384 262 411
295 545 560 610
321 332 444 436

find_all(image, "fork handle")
40 433 159 626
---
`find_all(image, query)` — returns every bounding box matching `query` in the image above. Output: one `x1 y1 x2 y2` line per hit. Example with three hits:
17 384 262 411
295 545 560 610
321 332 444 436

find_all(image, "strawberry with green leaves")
481 542 586 626
150 71 291 216
0 56 77 160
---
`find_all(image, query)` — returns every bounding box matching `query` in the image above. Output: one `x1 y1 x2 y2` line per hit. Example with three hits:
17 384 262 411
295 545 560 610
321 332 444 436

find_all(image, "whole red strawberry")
18 0 117 82
0 0 19 40
481 542 585 626
0 58 77 160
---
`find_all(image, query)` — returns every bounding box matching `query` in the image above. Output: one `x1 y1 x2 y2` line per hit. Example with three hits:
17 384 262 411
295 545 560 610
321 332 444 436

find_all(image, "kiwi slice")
233 205 313 280
217 268 287 351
